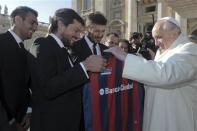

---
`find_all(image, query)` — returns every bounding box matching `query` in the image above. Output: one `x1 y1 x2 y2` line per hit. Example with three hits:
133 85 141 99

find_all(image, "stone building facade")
72 0 197 39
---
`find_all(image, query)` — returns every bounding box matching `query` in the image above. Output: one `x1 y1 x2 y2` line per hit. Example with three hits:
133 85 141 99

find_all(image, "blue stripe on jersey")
138 83 145 129
115 59 122 131
83 82 93 131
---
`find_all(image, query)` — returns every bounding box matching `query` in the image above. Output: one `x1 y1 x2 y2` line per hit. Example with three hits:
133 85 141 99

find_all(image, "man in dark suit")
70 12 109 131
28 8 106 131
0 6 38 131
71 12 108 62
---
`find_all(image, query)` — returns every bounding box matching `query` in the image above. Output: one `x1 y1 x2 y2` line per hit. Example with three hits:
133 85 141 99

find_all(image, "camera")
138 33 156 60
141 33 156 51
131 32 142 40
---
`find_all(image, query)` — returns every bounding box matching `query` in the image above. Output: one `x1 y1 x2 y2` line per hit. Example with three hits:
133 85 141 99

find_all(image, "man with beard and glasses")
27 8 107 131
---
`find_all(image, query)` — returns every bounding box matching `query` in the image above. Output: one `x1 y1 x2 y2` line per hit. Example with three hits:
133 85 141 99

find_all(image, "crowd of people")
0 5 197 131
104 31 158 60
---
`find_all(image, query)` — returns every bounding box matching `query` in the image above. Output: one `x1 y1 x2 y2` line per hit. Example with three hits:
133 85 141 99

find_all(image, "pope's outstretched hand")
104 46 127 61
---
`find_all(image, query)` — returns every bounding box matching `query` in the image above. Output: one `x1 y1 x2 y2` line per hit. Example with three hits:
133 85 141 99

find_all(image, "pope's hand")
104 46 127 61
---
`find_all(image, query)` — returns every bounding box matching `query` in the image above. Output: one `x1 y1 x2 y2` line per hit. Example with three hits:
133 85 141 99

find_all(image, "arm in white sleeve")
122 50 197 89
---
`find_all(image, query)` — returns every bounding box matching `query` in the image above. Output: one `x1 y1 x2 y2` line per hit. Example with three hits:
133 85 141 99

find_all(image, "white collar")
154 33 188 60
8 29 23 44
49 33 65 48
84 35 95 46
84 35 101 55
49 34 74 67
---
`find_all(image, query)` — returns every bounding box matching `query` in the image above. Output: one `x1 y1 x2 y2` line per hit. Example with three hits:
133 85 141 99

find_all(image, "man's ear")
57 20 65 33
57 20 64 27
86 25 93 32
15 16 23 23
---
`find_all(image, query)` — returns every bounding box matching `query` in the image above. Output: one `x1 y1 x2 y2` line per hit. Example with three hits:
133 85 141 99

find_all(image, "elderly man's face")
152 21 175 53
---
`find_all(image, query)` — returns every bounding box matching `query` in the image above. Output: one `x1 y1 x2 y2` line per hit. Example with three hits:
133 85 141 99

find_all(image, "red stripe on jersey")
107 57 116 131
133 81 141 131
90 73 101 131
121 78 129 131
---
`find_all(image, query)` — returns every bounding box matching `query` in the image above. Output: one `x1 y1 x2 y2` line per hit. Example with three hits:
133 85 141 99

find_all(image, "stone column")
92 0 95 12
0 5 2 14
157 0 168 19
72 0 82 14
175 12 187 34
128 0 137 38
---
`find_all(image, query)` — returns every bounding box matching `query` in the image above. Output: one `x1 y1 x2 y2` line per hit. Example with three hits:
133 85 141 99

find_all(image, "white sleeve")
122 49 197 89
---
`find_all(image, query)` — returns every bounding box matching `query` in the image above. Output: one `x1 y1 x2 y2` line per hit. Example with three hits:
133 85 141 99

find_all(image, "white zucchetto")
159 17 180 28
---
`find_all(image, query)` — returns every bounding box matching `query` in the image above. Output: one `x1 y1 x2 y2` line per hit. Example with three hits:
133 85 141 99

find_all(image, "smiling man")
28 8 106 131
71 12 108 62
0 6 38 131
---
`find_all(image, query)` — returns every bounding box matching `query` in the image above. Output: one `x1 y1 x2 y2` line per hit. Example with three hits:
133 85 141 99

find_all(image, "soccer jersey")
83 55 144 131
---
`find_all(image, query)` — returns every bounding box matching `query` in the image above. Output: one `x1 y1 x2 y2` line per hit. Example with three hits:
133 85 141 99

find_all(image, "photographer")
129 32 157 60
129 32 142 54
139 32 157 60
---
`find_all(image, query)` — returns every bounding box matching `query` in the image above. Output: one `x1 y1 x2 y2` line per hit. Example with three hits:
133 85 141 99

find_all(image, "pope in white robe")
105 17 197 131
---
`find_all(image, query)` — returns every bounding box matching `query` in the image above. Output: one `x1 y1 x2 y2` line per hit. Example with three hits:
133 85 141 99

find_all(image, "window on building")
144 23 154 33
143 0 156 4
113 0 121 6
145 5 156 13
83 0 92 10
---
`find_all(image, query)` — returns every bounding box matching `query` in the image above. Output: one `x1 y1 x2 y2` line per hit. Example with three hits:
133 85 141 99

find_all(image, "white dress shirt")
8 29 23 48
84 35 101 55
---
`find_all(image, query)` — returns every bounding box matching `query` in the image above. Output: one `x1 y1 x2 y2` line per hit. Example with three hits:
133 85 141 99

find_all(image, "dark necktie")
92 43 97 55
19 42 24 49
61 48 74 66
19 42 27 54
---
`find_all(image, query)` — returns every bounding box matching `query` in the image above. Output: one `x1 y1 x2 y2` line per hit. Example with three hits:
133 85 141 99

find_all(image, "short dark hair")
86 12 107 26
11 6 38 22
49 8 85 33
119 39 130 46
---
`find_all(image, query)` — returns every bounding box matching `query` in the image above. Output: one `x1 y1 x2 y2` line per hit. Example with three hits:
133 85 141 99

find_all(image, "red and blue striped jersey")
83 55 144 131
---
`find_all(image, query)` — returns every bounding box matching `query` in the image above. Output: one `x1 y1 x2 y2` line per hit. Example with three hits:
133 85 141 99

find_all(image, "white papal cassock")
122 33 197 131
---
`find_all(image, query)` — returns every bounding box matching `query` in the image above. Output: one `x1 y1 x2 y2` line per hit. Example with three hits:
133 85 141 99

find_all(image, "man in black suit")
0 6 38 131
71 12 108 62
28 8 106 131
70 11 109 131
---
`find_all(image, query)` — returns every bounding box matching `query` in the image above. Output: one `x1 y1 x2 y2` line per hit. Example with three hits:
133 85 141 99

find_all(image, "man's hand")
16 113 31 131
104 46 127 61
83 55 107 72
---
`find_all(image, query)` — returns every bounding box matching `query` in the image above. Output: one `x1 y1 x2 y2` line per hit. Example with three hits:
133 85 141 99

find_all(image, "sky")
0 0 72 23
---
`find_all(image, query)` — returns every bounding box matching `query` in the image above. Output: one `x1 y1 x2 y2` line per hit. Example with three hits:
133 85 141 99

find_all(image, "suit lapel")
6 31 21 49
81 37 93 56
98 43 104 55
47 36 73 68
